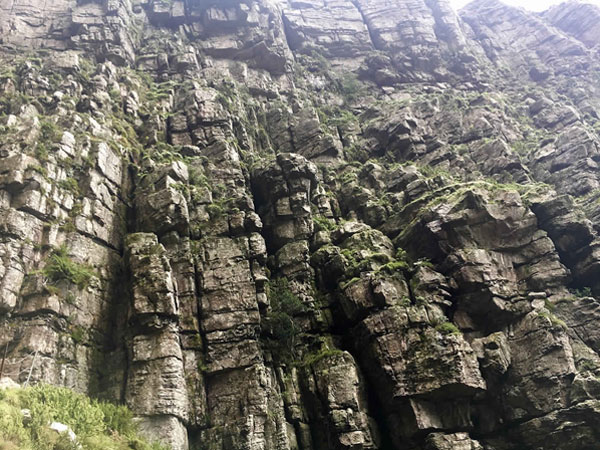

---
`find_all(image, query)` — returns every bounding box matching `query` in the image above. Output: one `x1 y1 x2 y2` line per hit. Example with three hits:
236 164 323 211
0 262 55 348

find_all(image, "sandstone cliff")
1 0 600 449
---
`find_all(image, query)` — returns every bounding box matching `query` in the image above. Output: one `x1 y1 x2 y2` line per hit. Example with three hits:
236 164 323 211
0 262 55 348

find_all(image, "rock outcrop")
2 0 600 449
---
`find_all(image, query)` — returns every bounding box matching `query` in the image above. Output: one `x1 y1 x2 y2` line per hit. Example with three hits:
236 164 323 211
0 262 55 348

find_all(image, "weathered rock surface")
282 0 373 59
2 0 600 449
544 1 600 49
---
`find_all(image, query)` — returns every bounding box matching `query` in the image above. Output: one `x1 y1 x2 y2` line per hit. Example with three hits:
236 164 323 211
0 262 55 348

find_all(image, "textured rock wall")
2 0 600 449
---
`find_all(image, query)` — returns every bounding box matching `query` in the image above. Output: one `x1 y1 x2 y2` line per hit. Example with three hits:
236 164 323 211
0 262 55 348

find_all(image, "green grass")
0 384 168 450
538 311 568 330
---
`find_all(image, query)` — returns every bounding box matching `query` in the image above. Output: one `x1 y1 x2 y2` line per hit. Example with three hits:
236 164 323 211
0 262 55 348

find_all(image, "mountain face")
1 0 600 449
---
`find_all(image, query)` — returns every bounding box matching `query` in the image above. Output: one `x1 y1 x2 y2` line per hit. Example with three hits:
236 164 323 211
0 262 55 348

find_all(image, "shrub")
380 260 409 273
70 326 86 344
268 279 306 316
313 215 336 232
578 359 598 373
0 401 33 449
58 178 80 195
206 203 224 219
338 73 364 103
262 279 307 359
39 120 61 144
97 402 136 437
42 245 96 289
538 311 568 330
300 347 344 368
0 384 168 450
21 384 105 439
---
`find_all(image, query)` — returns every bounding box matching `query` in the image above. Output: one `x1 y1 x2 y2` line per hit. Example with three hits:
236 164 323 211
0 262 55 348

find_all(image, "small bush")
188 167 208 188
300 347 344 368
206 203 224 219
70 326 86 344
42 245 96 289
313 216 336 232
340 277 361 290
21 384 105 439
338 73 364 103
262 279 307 359
39 120 61 144
97 402 136 437
27 164 48 177
0 401 32 448
380 260 409 273
0 384 168 450
578 359 598 373
269 279 307 316
58 178 80 195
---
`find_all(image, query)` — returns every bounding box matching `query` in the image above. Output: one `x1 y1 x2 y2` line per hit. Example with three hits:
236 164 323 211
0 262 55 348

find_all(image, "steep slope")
1 0 600 449
543 0 600 49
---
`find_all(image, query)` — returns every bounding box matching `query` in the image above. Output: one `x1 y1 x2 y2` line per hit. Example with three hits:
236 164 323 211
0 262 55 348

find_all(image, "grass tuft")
0 384 168 450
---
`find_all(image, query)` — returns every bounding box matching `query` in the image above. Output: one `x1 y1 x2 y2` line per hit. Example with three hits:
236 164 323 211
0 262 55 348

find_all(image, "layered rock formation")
2 0 600 449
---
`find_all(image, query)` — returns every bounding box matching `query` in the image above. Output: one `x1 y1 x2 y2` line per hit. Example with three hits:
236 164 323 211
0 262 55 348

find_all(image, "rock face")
2 0 600 449
544 1 600 49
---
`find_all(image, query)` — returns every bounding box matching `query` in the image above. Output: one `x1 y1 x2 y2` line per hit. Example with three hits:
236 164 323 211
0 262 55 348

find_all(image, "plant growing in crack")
261 279 307 362
42 245 96 290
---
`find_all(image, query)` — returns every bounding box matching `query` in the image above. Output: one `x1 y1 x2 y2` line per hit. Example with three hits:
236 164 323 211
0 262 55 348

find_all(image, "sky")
450 0 600 11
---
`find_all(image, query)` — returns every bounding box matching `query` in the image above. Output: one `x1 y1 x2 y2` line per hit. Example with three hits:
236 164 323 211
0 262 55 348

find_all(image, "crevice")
280 9 299 54
338 334 396 450
350 0 380 51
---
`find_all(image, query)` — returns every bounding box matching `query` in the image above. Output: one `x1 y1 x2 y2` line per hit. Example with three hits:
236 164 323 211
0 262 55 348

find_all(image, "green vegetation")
313 215 336 232
0 384 167 450
379 260 410 274
69 326 86 344
205 193 236 220
572 286 593 298
206 203 225 219
261 279 307 360
42 245 96 290
300 347 344 368
26 164 48 178
0 92 35 116
196 360 209 374
538 310 568 331
337 72 366 104
578 358 598 373
39 120 61 144
188 166 209 189
339 276 361 290
296 47 331 73
58 178 80 196
435 321 461 336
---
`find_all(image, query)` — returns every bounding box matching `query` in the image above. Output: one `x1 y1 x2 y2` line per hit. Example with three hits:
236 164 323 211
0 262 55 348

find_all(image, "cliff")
1 0 600 449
